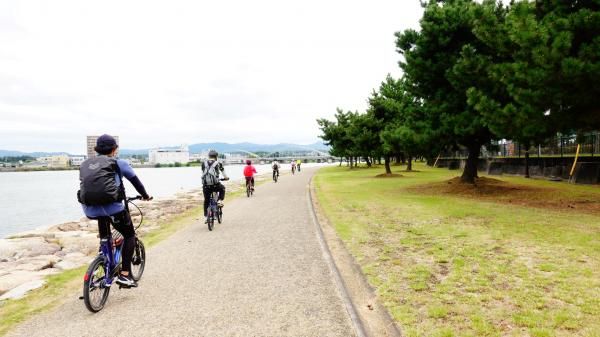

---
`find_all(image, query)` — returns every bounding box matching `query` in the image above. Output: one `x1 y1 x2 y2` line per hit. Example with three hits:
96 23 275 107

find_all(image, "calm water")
0 163 324 238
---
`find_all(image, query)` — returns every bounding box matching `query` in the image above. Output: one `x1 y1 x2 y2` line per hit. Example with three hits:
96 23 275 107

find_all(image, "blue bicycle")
83 196 147 312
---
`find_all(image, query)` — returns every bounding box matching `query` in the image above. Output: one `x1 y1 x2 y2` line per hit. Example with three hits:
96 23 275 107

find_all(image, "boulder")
0 270 41 295
0 279 46 300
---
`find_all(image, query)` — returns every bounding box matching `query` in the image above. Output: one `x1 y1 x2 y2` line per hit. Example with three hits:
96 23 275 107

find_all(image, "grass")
314 163 600 337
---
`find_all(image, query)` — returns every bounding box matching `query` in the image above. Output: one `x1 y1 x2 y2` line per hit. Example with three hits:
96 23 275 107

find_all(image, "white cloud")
0 0 423 153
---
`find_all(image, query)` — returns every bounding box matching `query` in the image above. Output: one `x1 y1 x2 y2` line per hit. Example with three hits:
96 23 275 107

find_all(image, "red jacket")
243 165 257 177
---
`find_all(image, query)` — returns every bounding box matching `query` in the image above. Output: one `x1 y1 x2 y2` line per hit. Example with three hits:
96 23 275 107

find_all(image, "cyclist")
201 150 228 223
291 160 296 174
271 160 280 181
296 159 302 172
243 159 257 191
79 134 152 288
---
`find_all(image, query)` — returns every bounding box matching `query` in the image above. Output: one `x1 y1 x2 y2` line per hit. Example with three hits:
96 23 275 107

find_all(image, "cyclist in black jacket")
201 150 228 223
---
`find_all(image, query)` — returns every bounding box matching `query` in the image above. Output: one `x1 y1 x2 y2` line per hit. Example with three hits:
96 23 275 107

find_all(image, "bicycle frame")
208 192 219 217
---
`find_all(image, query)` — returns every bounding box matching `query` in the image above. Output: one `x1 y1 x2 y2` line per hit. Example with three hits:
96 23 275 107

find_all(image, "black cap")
95 134 118 155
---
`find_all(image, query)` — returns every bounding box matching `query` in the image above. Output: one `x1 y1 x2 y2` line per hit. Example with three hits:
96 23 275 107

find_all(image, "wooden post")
433 153 441 168
569 144 581 183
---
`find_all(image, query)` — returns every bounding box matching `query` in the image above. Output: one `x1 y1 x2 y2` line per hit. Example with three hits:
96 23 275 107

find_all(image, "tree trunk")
384 156 392 174
395 155 401 164
407 155 412 171
525 149 530 178
400 152 406 164
339 158 342 166
461 143 480 184
378 157 382 165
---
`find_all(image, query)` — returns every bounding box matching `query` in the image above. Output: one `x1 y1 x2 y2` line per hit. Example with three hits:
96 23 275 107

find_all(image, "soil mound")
409 176 600 214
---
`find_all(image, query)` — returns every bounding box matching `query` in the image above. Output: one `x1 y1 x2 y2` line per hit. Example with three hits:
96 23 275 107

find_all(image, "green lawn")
314 164 600 337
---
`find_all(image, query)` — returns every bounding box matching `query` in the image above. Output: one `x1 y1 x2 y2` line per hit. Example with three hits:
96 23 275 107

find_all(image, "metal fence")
441 132 600 159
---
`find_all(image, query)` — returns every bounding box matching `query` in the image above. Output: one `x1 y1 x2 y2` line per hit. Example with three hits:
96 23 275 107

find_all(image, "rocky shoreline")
0 178 251 301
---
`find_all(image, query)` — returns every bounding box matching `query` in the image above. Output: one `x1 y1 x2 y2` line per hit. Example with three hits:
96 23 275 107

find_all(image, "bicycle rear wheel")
246 183 251 197
83 256 111 313
207 208 214 231
131 239 146 281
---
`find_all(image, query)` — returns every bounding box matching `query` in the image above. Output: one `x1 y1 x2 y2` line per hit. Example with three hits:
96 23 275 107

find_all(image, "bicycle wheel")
217 207 222 224
130 239 145 281
83 256 111 313
246 183 251 197
274 173 278 182
207 208 214 231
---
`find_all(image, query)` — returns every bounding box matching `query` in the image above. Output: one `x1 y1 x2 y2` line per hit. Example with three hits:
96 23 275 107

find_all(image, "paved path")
9 168 355 337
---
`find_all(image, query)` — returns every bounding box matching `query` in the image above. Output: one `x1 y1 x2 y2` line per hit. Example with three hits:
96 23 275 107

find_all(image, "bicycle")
272 169 279 183
206 178 227 231
245 177 254 197
291 165 296 175
82 196 148 313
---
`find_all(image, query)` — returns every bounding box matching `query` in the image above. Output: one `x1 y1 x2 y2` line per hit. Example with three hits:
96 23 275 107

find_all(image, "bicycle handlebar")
127 196 153 201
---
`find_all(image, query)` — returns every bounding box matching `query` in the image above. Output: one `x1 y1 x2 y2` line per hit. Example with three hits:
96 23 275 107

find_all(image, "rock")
0 279 46 300
57 234 98 255
57 222 81 232
0 237 60 260
15 255 60 271
0 270 41 295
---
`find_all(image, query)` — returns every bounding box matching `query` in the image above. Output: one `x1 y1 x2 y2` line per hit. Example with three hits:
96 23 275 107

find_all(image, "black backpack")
77 156 124 205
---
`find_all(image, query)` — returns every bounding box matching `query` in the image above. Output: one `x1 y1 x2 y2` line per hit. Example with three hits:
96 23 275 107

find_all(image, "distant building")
149 145 190 165
189 153 205 162
69 156 86 166
87 135 119 158
47 154 71 168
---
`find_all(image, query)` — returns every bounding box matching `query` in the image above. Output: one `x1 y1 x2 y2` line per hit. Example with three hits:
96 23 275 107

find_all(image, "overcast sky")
0 0 423 154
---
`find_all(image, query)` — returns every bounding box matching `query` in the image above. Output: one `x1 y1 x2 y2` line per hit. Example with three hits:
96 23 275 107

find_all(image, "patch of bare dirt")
375 173 403 178
409 177 600 215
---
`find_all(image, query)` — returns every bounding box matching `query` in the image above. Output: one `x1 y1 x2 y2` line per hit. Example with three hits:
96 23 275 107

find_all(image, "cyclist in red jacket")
243 160 257 191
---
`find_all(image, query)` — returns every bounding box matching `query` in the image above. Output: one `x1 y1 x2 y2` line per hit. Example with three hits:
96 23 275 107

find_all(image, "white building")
70 156 86 167
149 145 190 165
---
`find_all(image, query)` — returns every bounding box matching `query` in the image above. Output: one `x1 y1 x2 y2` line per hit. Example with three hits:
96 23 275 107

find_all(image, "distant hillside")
0 150 72 157
1 142 329 158
120 142 329 156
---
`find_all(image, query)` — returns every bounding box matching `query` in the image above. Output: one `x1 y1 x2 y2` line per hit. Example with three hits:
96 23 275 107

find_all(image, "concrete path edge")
308 175 403 337
306 176 368 337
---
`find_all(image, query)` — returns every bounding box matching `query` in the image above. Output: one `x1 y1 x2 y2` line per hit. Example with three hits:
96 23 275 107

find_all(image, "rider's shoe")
116 274 137 288
217 200 224 207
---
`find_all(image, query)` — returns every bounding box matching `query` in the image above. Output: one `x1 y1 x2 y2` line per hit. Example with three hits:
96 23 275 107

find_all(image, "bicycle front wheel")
131 239 146 281
217 207 222 224
83 256 111 313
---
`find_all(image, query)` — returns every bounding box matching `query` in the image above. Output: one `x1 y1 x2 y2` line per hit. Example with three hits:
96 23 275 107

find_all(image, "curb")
306 176 368 337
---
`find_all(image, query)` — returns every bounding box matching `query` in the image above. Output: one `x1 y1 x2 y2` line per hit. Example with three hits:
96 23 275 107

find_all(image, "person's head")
94 134 118 157
246 160 252 165
208 150 218 160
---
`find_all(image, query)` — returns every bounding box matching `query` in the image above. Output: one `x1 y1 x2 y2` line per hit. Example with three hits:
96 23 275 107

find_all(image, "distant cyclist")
296 160 302 172
244 160 257 191
291 160 296 175
201 150 229 223
272 160 280 181
78 134 152 288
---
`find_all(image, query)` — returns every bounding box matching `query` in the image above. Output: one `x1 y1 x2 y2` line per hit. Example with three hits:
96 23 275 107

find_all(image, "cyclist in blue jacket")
81 134 152 287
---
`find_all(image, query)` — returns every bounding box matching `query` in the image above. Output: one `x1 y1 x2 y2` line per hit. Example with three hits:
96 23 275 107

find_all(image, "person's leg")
251 177 255 189
217 183 225 201
202 185 211 216
112 211 135 275
97 217 110 240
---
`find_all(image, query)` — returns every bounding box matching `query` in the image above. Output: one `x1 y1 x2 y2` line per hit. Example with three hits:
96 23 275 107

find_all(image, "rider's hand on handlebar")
143 196 153 201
